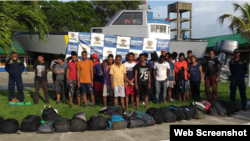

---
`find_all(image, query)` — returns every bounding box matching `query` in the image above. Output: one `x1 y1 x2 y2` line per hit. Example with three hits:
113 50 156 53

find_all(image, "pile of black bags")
0 100 244 134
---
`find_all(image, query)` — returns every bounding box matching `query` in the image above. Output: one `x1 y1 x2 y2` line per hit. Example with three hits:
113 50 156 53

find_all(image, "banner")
66 32 170 61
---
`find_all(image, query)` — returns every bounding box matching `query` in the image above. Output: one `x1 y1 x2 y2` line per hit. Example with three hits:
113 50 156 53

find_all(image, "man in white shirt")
153 55 170 104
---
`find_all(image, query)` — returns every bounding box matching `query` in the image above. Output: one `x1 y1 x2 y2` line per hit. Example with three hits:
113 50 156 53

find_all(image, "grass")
0 82 249 123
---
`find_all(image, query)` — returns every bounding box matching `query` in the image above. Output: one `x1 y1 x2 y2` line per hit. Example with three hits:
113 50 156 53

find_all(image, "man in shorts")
110 55 127 108
101 54 114 110
167 54 175 102
123 52 137 109
91 53 104 103
77 51 95 109
134 53 151 110
67 51 80 108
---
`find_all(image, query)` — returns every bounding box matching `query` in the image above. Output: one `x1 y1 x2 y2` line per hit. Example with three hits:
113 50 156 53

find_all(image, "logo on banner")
106 49 113 56
146 40 153 49
134 52 139 58
94 36 101 44
70 33 76 40
120 38 127 47
68 45 77 51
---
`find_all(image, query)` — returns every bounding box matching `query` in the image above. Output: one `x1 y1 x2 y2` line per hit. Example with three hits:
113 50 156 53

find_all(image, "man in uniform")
5 51 25 102
229 49 248 111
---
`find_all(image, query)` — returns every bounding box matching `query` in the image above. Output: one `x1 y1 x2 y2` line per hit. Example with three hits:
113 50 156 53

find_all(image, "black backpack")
20 115 41 132
53 118 70 132
211 101 227 116
37 122 55 133
146 107 165 124
159 107 177 123
73 112 87 121
181 106 196 120
89 115 108 131
127 116 144 128
70 118 88 132
42 107 60 121
115 107 126 117
167 105 185 121
135 111 155 126
218 100 237 116
99 106 119 116
208 104 219 116
0 119 19 134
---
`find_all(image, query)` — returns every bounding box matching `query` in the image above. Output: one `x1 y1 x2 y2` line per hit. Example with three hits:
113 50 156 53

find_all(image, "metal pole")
248 63 250 86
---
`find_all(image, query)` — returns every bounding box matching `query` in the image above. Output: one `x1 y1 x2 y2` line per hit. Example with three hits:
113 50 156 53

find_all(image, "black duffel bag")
42 107 60 121
127 116 144 128
53 118 70 132
70 118 88 132
146 107 165 124
89 115 108 131
218 100 237 116
21 115 41 132
210 101 227 116
0 119 19 134
159 107 177 123
167 105 185 121
181 106 196 120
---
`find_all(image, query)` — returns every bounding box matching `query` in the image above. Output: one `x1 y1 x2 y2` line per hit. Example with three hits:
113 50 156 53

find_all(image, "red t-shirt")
174 61 188 80
68 61 77 80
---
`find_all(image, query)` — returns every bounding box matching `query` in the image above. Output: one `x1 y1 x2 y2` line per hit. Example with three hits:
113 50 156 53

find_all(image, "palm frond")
233 3 250 25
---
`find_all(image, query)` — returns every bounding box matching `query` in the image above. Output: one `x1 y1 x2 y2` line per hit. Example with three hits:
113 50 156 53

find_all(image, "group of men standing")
4 48 248 111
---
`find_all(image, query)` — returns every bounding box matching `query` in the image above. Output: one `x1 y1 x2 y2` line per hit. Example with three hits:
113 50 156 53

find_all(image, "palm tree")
0 1 49 54
218 2 250 40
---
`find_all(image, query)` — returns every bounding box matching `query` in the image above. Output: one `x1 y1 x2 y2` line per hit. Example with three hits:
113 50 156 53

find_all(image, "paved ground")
0 72 54 90
0 72 249 141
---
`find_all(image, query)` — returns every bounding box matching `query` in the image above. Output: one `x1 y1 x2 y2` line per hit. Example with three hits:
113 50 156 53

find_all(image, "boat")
13 3 208 63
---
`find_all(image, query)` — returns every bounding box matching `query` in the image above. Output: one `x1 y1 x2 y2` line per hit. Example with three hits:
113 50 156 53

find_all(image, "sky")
58 0 246 38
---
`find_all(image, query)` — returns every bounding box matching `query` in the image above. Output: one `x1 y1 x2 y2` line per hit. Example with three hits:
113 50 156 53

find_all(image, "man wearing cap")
229 49 248 111
5 51 25 102
161 49 166 56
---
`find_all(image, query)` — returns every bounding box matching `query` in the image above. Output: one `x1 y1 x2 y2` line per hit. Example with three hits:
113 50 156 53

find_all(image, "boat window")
151 25 156 32
150 25 168 33
113 12 142 25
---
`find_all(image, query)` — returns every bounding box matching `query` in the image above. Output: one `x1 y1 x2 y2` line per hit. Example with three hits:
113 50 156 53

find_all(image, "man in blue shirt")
229 49 248 111
5 51 25 102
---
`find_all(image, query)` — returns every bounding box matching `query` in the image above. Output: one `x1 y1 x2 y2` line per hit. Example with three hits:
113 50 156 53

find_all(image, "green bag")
193 110 205 119
25 102 32 105
8 102 16 106
16 102 25 106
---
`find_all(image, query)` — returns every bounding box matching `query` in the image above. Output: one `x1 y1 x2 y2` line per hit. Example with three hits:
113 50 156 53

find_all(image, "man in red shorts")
91 53 104 104
123 52 137 109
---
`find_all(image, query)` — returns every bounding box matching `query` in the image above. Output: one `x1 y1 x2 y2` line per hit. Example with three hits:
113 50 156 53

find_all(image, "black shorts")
137 84 149 95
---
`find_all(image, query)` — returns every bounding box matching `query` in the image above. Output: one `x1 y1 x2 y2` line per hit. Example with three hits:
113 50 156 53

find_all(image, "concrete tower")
168 2 192 40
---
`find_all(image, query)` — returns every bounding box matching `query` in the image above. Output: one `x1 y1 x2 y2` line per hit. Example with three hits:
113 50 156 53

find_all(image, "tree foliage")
218 2 250 40
0 1 48 54
91 0 143 26
39 1 100 32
